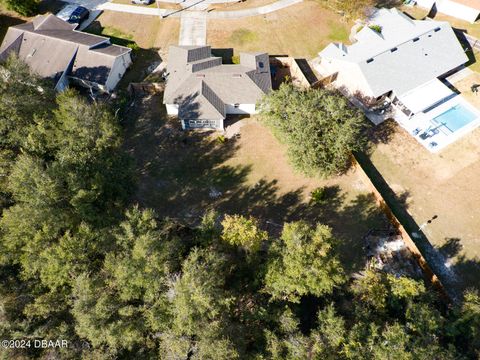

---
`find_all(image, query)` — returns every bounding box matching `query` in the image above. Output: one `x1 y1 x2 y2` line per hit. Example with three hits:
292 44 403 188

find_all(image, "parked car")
67 6 90 24
132 0 155 4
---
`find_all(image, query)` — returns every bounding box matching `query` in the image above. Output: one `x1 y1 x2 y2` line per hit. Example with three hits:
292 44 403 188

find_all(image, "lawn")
123 94 388 274
88 10 179 51
207 1 351 58
84 11 179 87
368 120 480 293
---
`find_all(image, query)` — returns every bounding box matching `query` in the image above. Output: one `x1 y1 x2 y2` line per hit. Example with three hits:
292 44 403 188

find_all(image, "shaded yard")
207 1 351 58
123 94 389 274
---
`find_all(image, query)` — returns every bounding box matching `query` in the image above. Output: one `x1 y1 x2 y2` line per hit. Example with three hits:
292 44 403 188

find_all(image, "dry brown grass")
369 120 480 289
455 72 480 109
207 1 352 58
93 10 179 50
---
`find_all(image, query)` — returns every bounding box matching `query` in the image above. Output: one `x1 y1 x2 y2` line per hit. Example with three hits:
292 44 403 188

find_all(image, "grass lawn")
123 94 389 274
368 120 480 293
84 11 179 88
207 1 351 58
88 10 179 50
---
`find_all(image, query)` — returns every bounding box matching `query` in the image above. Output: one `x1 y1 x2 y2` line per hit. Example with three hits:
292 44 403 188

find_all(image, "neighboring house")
316 8 480 152
163 45 272 130
415 0 480 23
0 14 132 92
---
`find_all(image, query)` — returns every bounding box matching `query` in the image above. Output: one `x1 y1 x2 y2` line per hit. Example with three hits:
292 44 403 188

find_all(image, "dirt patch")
207 1 351 58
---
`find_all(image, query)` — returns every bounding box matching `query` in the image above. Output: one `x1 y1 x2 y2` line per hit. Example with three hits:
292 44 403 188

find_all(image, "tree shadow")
366 119 398 147
0 14 25 41
123 94 389 275
436 237 480 295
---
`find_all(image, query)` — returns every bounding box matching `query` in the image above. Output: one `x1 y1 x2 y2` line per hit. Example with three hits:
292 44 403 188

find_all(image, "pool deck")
394 95 480 153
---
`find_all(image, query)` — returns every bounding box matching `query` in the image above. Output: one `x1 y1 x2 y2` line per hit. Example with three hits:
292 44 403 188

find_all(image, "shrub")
310 187 327 204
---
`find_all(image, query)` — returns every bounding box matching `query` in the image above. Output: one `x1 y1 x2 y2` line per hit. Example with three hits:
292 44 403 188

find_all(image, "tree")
221 214 268 254
264 222 345 302
2 0 39 16
259 83 367 177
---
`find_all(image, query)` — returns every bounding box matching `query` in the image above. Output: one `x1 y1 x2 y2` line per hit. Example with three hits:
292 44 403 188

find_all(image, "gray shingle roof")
0 14 131 86
320 8 469 97
164 45 272 120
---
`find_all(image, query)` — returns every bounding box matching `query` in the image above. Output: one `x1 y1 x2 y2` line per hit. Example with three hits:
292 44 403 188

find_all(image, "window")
234 103 240 108
259 61 264 68
366 58 374 64
434 27 441 32
413 37 420 42
390 47 398 52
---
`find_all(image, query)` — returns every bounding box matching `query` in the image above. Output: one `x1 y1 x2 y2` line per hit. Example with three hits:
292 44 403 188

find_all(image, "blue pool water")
432 104 477 133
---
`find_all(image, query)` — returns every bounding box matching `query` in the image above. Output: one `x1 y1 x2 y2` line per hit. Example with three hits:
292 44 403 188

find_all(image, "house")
415 0 480 23
0 14 132 92
163 45 272 130
316 8 480 152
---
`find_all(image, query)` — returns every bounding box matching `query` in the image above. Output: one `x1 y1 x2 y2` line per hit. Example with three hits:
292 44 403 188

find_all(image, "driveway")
179 12 207 45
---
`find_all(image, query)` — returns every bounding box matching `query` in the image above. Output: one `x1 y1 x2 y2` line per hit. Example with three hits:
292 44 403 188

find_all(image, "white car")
132 0 155 4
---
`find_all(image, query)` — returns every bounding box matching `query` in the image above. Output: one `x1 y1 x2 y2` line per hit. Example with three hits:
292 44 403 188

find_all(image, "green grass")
327 20 349 42
229 28 258 46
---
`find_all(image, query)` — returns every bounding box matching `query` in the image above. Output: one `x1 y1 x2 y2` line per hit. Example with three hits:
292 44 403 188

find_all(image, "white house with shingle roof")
164 45 272 130
0 14 132 92
318 8 468 102
316 8 480 153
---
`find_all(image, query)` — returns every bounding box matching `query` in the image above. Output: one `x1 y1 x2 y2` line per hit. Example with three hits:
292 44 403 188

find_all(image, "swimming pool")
432 104 478 133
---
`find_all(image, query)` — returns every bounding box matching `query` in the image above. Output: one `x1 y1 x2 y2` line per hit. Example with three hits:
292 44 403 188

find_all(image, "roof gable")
164 45 272 114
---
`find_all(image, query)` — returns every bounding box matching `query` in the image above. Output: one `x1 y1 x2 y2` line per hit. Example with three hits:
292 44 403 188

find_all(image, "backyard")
368 116 480 292
123 94 389 274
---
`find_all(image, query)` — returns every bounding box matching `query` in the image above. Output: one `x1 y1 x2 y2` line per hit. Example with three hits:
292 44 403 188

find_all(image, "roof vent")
232 74 242 78
196 74 205 78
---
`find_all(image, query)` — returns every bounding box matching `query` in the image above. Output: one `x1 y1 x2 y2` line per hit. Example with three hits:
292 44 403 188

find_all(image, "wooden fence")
352 154 450 301
128 82 164 96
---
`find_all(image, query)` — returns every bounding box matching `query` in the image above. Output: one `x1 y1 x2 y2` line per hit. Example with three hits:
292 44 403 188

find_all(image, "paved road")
95 0 302 19
98 2 167 15
179 12 207 45
206 0 302 18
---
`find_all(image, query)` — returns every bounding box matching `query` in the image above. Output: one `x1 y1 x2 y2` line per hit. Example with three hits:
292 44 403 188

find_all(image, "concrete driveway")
179 12 206 45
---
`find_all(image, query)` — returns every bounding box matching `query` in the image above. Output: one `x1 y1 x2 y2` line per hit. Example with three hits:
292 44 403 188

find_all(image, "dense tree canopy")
1 0 38 16
0 56 478 360
259 83 367 177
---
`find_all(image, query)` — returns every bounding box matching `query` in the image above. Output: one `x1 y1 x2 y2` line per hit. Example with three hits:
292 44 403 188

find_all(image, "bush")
231 55 240 64
310 187 327 204
216 135 227 144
